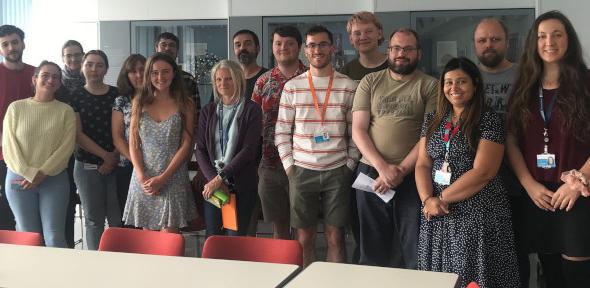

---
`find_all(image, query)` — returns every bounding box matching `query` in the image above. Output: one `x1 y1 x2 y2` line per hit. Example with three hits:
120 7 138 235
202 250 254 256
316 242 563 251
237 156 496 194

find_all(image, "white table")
0 244 300 288
284 262 459 288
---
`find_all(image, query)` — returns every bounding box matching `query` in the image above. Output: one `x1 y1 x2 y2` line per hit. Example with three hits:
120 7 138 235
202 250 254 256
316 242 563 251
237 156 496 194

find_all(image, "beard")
238 50 257 65
389 56 418 75
477 49 504 68
4 51 23 63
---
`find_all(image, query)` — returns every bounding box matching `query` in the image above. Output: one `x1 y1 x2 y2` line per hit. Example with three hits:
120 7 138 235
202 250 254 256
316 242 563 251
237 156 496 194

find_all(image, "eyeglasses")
63 53 83 59
305 42 331 50
158 42 177 49
387 46 418 53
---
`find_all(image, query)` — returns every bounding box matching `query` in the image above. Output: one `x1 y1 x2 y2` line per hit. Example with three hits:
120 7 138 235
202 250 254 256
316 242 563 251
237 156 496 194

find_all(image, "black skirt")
522 182 590 256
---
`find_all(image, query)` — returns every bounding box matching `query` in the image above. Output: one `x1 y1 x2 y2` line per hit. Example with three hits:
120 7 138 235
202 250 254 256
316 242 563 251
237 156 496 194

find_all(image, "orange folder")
222 194 238 231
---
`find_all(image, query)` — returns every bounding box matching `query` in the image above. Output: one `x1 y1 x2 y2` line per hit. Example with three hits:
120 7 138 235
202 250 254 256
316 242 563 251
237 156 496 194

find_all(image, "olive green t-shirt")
352 69 438 165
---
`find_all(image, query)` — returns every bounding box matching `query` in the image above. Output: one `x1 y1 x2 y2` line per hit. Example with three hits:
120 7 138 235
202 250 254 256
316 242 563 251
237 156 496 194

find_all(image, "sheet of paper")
352 172 396 203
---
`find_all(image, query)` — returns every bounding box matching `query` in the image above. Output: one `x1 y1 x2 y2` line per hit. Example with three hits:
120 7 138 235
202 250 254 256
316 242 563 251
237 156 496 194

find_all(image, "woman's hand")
551 183 581 212
422 197 449 220
20 172 47 189
203 176 223 199
143 175 165 196
523 179 555 212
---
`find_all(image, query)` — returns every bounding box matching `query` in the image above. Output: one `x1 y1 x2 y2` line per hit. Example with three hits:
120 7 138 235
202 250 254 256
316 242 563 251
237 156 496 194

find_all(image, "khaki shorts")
258 166 290 223
288 165 352 228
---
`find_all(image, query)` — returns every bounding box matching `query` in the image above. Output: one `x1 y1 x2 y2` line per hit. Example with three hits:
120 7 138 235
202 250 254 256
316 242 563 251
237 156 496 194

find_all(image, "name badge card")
314 126 330 144
434 162 451 185
537 153 557 169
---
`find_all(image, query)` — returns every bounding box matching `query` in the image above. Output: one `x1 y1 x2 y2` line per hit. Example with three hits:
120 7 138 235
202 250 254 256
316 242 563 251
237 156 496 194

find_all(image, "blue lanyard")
538 87 558 128
218 102 238 157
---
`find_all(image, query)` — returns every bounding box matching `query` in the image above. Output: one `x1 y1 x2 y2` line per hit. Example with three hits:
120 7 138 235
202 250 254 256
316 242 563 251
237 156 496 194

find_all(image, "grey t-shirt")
480 64 519 119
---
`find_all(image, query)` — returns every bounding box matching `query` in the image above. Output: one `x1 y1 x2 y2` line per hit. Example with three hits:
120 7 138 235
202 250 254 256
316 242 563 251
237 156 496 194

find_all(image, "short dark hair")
473 18 509 40
83 50 109 69
61 40 84 56
389 28 421 49
272 25 303 48
305 25 333 45
233 29 260 48
0 25 25 40
154 32 179 48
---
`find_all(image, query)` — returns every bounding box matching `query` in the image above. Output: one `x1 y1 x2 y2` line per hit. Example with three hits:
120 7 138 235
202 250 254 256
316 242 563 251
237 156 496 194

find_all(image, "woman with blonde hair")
196 59 262 237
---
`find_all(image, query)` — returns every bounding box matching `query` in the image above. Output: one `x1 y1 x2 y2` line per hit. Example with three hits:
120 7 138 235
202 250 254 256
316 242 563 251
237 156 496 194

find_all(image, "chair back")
202 235 303 266
98 227 184 256
0 230 42 246
466 281 480 288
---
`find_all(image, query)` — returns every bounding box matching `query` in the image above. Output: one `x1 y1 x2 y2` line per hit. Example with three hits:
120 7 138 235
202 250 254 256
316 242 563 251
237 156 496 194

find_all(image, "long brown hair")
116 54 146 98
425 57 485 151
507 10 590 141
130 53 192 148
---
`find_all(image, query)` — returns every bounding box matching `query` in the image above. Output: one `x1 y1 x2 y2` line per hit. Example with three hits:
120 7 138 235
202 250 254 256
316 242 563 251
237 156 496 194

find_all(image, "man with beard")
252 26 306 240
474 18 518 118
233 30 268 100
0 25 35 230
232 30 267 236
474 18 528 288
275 25 359 267
351 28 437 268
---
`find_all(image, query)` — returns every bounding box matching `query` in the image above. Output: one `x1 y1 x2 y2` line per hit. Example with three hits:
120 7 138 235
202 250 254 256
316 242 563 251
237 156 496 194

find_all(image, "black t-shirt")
245 67 268 100
70 86 118 164
341 58 389 81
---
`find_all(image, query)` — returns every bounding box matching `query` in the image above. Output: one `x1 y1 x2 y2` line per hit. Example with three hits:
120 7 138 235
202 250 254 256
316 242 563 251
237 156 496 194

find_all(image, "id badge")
10 179 23 190
434 170 452 185
313 126 330 144
536 153 557 169
83 163 98 170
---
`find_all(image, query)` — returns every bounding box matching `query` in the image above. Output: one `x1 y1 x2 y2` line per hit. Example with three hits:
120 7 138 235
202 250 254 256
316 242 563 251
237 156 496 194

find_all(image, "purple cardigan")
195 99 262 194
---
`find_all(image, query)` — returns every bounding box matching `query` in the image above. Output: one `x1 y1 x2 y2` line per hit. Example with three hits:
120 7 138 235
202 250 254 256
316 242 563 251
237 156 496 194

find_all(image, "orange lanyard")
307 71 334 125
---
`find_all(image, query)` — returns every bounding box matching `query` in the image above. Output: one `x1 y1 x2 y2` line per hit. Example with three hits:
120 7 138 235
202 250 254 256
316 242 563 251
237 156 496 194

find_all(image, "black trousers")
0 160 15 230
355 162 420 268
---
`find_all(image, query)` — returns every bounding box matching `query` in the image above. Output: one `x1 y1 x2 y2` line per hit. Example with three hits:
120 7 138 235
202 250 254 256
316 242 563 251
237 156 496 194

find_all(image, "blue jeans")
5 169 69 247
74 161 121 250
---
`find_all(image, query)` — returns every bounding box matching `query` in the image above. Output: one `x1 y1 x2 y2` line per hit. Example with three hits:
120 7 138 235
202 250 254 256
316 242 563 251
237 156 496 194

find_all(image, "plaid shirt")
251 62 307 168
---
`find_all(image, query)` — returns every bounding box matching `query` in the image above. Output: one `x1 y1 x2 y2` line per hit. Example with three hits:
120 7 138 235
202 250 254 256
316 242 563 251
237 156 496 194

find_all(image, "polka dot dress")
417 110 520 288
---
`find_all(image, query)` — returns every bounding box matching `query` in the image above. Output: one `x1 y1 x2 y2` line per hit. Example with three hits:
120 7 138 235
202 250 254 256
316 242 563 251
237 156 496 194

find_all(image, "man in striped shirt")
275 25 359 267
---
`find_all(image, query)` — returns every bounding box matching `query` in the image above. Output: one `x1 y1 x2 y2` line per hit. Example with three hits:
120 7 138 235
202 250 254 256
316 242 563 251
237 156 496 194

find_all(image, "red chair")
466 281 480 288
0 230 42 246
98 227 184 256
202 235 303 266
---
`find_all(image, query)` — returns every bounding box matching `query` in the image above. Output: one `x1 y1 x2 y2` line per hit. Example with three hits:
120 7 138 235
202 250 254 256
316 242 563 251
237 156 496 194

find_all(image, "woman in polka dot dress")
415 57 519 288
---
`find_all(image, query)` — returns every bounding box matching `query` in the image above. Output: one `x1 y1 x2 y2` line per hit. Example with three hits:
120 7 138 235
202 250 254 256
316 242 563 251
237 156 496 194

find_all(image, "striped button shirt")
275 70 359 171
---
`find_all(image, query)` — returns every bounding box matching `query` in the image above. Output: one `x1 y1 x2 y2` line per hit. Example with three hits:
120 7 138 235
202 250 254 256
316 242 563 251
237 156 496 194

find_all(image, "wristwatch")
218 170 228 184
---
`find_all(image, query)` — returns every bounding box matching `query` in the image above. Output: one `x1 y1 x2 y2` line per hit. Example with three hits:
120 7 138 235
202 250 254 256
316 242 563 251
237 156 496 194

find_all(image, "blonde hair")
210 59 246 103
346 11 384 46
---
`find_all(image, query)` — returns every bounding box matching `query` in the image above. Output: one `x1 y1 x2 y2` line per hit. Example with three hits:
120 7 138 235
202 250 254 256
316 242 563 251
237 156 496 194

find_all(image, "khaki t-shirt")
352 69 438 165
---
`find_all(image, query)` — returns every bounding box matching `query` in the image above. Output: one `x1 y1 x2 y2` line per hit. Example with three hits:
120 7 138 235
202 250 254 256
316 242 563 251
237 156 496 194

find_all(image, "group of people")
0 8 589 288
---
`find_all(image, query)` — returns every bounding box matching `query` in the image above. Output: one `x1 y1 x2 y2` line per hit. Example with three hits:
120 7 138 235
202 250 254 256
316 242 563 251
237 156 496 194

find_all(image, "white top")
0 244 299 288
285 261 459 288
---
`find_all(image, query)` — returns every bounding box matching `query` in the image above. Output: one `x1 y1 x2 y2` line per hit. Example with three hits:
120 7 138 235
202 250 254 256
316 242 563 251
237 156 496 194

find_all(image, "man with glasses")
352 28 437 268
0 25 36 230
275 25 359 267
154 32 200 116
252 26 306 240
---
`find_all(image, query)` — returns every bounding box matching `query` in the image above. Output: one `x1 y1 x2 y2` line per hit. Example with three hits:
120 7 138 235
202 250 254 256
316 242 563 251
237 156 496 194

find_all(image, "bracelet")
438 193 444 201
561 169 590 187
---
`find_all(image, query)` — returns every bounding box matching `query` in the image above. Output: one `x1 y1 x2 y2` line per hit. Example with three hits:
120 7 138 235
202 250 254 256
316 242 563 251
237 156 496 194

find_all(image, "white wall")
375 0 535 11
26 0 98 65
229 0 371 17
539 0 590 63
97 0 228 20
